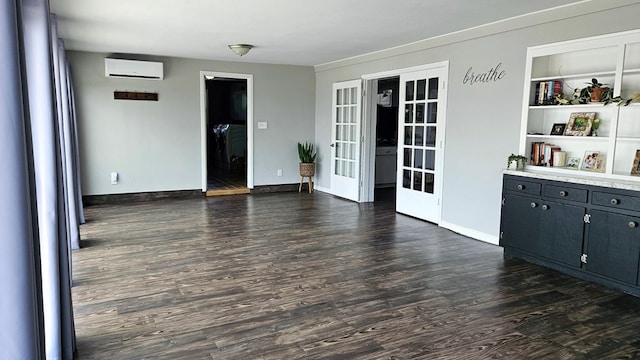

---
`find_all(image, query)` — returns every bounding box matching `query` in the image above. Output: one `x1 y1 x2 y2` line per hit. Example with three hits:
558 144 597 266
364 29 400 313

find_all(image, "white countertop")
504 168 640 192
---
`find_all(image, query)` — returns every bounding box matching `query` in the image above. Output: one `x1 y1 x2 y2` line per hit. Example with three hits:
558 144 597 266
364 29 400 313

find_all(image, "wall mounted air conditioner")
104 58 164 80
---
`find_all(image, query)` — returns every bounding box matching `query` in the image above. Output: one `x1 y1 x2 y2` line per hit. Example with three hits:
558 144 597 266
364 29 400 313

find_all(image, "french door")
330 80 362 202
396 68 447 223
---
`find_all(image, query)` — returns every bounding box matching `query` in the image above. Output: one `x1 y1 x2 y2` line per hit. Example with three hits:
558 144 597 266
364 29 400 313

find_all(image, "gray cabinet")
501 174 640 296
585 210 640 285
501 177 584 268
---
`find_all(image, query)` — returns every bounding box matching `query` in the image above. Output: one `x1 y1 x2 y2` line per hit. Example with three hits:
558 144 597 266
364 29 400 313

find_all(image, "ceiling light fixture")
228 44 253 56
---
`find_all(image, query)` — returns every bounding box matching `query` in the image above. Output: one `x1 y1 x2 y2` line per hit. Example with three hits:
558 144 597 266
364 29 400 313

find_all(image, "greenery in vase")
297 142 317 163
507 154 528 168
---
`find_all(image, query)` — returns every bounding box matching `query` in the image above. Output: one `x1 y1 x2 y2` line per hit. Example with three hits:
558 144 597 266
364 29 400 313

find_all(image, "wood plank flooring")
206 168 248 196
73 192 640 359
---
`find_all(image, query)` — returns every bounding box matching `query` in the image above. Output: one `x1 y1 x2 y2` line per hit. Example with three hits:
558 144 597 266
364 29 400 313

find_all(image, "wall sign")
462 62 506 85
114 91 158 101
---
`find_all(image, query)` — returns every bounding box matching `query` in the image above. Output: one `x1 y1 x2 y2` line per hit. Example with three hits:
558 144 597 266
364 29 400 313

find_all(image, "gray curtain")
57 38 82 251
23 2 76 359
0 0 45 358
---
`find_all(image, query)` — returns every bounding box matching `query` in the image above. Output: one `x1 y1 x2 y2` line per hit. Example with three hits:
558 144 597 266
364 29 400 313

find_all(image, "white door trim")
199 71 254 191
360 61 449 203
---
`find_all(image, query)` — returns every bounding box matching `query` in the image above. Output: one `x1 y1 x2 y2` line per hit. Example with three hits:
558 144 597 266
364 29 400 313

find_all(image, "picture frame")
566 157 581 169
564 112 596 136
631 149 640 176
580 150 605 172
550 123 567 135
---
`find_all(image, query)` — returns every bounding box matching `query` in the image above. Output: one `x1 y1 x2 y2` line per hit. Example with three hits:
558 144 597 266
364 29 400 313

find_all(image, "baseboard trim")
439 220 499 246
83 189 203 206
251 183 302 194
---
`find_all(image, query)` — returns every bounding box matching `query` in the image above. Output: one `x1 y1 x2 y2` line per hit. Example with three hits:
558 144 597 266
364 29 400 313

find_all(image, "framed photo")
566 157 581 169
565 112 596 136
550 123 566 135
581 151 605 172
631 150 640 176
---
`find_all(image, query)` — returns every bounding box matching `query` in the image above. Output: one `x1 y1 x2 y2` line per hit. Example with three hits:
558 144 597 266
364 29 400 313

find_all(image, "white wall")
314 1 640 244
68 52 315 195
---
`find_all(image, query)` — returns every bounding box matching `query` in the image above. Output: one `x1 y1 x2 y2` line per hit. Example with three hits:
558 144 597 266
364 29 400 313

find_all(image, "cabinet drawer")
591 191 640 211
504 178 541 195
543 185 587 203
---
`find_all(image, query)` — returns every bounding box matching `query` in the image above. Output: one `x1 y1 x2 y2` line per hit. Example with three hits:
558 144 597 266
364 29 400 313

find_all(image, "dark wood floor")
73 191 640 359
206 168 248 196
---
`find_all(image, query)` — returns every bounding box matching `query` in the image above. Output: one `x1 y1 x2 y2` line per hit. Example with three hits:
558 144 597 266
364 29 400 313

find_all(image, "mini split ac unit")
104 58 164 80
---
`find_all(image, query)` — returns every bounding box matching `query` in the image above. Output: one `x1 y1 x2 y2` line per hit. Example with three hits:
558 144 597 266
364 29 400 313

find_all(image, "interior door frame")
199 71 254 191
361 61 449 203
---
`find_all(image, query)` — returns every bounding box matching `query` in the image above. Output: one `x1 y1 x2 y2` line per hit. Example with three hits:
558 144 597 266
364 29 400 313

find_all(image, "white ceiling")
50 0 587 67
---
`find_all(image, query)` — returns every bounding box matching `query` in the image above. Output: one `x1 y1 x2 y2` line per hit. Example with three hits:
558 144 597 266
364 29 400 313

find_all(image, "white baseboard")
314 185 330 193
439 220 499 246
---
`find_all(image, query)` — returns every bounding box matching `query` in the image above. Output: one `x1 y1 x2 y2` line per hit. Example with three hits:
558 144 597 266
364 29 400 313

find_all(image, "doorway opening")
200 71 254 196
361 62 449 224
206 78 248 195
372 77 399 203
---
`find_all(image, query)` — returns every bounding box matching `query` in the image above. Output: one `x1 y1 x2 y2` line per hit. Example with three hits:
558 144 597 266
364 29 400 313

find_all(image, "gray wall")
314 2 640 243
68 51 315 195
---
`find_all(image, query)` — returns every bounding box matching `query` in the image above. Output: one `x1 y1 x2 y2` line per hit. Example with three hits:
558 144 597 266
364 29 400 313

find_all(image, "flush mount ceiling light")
228 44 253 56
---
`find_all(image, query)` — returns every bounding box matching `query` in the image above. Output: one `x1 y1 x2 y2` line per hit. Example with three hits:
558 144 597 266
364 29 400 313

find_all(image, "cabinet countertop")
503 169 640 192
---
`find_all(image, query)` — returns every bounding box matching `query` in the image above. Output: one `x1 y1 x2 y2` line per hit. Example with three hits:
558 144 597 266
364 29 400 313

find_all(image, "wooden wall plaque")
114 91 158 101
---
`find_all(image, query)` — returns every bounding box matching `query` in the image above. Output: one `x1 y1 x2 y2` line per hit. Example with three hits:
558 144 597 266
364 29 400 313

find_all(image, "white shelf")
526 135 608 141
531 70 616 82
520 30 640 181
617 137 640 142
528 104 614 110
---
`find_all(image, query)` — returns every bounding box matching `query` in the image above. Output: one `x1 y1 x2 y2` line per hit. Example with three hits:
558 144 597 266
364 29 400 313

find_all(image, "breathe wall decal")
463 62 506 85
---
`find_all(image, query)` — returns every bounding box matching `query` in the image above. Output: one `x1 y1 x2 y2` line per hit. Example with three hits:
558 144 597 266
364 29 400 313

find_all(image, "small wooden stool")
298 163 316 193
299 175 314 193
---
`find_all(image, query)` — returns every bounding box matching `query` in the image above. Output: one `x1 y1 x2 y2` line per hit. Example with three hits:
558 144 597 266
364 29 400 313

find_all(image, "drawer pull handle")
541 204 549 210
517 184 524 191
559 191 567 197
611 199 619 205
530 202 537 208
630 222 637 229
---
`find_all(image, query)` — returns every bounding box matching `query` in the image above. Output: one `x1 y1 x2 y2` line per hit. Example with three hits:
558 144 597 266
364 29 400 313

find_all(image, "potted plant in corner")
297 142 317 192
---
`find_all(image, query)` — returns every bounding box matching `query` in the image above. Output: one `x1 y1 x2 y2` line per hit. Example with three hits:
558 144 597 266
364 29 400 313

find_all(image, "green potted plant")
297 142 317 192
507 154 528 170
580 78 610 102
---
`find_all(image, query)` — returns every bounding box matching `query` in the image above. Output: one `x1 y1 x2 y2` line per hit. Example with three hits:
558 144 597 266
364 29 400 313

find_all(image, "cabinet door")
585 210 640 285
538 200 585 267
500 193 540 254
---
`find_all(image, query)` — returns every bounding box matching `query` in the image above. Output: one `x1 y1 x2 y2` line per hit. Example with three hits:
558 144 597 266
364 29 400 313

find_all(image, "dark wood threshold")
83 189 203 206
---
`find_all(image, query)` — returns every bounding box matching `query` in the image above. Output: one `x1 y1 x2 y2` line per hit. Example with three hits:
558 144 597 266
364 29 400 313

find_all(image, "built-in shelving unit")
520 30 640 181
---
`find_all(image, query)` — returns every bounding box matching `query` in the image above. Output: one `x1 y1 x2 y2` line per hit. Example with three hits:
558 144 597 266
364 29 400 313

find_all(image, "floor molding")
83 189 203 206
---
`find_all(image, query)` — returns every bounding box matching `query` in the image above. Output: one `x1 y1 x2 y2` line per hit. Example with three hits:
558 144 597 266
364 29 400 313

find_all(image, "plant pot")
508 160 525 170
299 162 316 177
590 87 607 102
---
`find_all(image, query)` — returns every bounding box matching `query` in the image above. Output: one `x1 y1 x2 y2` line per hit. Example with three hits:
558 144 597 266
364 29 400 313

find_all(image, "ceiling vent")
104 58 164 80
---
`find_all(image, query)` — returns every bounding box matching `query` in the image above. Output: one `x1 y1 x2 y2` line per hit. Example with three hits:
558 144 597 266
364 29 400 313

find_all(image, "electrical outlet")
277 169 283 177
111 172 118 185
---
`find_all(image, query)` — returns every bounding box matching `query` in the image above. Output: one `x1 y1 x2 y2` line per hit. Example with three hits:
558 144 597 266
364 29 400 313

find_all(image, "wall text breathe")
463 62 506 85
